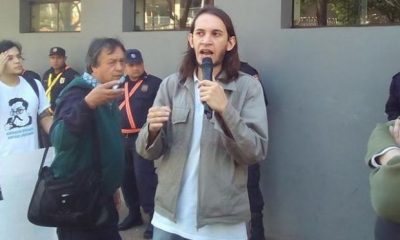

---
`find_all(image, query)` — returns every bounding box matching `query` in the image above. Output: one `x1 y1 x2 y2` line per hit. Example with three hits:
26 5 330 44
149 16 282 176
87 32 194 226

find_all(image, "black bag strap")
25 77 39 100
37 147 50 176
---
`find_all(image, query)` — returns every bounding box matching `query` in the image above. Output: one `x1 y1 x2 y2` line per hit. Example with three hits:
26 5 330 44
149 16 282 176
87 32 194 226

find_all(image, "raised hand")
0 51 9 76
147 106 171 133
84 80 124 109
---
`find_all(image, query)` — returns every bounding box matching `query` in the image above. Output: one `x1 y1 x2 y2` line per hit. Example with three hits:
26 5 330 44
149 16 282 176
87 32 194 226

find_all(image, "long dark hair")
179 6 240 83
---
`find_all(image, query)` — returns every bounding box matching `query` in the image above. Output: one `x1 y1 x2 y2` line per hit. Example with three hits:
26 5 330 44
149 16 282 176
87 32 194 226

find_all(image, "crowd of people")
0 6 269 240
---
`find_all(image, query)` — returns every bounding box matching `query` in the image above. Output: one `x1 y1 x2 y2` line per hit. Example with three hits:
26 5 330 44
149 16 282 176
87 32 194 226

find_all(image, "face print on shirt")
4 98 32 130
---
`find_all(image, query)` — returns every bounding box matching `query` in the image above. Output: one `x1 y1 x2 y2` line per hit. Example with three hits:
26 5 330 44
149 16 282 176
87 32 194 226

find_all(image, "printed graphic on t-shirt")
4 97 34 139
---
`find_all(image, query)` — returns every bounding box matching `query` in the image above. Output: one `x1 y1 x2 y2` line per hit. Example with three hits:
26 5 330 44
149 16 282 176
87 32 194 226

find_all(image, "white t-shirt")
0 76 49 158
152 75 247 240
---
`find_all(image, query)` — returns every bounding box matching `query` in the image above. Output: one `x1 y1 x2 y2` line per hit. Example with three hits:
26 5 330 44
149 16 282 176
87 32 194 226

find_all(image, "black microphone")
201 57 213 120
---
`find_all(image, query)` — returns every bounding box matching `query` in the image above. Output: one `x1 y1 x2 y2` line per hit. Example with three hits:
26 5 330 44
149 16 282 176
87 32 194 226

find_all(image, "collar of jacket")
82 72 100 88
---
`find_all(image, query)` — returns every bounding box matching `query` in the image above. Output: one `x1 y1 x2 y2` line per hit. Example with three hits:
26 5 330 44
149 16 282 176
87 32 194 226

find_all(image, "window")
20 0 81 32
293 0 400 27
123 0 214 31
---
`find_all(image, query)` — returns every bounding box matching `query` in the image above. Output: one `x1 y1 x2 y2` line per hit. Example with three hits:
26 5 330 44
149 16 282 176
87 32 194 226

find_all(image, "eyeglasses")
10 107 26 116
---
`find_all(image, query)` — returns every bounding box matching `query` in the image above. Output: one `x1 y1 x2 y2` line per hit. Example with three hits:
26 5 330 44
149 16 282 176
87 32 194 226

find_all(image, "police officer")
42 47 79 112
240 61 268 240
118 49 161 239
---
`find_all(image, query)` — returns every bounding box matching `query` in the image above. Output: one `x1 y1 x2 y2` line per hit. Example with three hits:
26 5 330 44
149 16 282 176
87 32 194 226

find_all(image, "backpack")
25 77 40 99
24 77 50 148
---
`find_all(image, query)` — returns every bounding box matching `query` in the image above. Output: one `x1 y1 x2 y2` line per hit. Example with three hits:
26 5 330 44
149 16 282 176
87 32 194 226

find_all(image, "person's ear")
226 36 236 52
188 33 194 49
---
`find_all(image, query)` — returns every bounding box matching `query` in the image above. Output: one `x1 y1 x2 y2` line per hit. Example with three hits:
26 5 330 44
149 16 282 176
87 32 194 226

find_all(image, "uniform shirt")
42 65 79 111
0 76 49 158
239 62 268 106
118 72 162 131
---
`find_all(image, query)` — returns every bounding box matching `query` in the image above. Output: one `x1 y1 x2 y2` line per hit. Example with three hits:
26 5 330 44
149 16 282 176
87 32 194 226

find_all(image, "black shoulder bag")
27 138 107 227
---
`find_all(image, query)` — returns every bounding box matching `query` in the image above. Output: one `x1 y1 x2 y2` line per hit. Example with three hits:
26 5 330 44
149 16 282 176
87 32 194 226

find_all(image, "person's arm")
377 148 400 165
366 119 400 167
0 51 8 77
136 76 172 160
55 87 94 134
39 108 53 134
385 73 400 121
113 189 121 210
57 80 123 134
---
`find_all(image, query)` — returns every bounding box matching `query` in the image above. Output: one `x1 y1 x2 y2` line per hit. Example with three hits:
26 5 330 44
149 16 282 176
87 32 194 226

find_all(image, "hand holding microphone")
199 58 228 117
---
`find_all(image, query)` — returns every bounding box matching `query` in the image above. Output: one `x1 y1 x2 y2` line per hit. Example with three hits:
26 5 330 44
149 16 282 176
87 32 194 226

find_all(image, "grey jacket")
136 71 268 228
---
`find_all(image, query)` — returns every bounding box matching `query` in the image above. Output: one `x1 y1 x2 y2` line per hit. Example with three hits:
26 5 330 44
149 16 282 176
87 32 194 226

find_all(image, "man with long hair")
136 7 268 240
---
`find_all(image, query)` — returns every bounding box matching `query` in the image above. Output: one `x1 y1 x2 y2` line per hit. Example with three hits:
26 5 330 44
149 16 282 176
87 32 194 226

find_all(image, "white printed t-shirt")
0 76 49 158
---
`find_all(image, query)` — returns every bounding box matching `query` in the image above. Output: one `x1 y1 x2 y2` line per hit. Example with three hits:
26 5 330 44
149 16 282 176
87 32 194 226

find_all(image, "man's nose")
115 62 125 71
201 33 213 44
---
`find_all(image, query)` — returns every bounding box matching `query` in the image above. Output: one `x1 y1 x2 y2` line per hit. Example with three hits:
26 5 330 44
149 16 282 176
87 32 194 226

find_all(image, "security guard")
117 49 161 239
42 47 79 112
240 61 268 240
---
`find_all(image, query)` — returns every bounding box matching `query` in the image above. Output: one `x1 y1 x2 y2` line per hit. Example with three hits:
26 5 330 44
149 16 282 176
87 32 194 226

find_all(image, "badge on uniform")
141 84 149 92
60 77 65 84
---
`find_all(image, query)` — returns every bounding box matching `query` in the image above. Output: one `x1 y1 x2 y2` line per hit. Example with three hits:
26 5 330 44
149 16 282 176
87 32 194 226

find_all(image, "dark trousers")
375 216 400 240
247 163 264 213
57 196 121 240
121 134 157 214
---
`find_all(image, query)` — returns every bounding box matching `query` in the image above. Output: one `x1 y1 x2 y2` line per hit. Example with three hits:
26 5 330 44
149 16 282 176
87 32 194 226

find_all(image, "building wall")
2 0 400 239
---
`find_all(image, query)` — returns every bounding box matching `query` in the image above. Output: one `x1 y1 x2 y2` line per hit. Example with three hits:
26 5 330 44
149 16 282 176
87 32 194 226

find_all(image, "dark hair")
85 38 126 73
179 6 240 83
0 40 22 54
9 98 28 109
